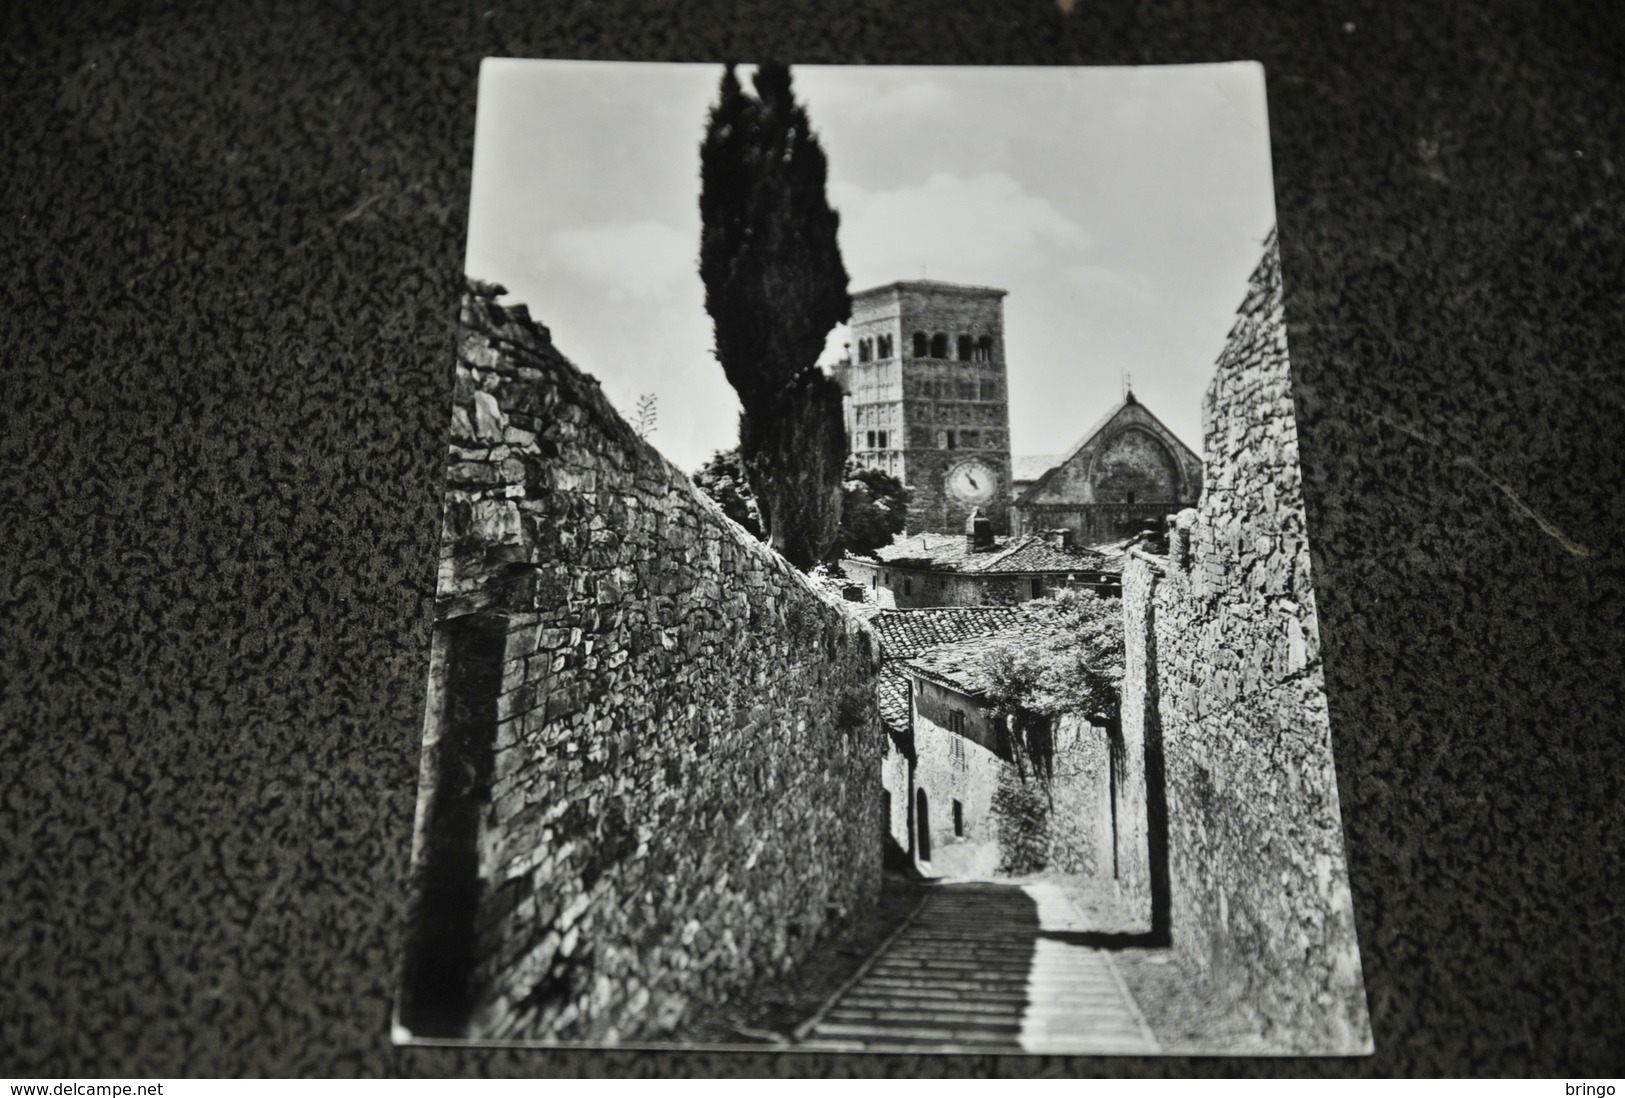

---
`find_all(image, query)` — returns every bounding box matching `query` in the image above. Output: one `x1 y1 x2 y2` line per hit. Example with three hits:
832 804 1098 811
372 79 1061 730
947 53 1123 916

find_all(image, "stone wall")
1043 715 1118 883
838 558 1034 609
909 676 1006 878
1120 231 1371 1052
399 284 886 1044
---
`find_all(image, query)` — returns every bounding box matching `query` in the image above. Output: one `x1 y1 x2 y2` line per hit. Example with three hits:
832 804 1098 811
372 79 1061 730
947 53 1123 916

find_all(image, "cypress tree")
700 63 850 569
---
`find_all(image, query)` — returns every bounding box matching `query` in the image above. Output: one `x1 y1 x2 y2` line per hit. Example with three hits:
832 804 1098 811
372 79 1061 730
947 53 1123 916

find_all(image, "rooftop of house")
904 630 1031 697
863 532 1126 576
876 665 913 743
867 605 1025 660
869 605 1025 744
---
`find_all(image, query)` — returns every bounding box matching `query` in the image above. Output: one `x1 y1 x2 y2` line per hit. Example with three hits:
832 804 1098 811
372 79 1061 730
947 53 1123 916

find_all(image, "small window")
867 430 877 449
976 336 993 361
877 429 887 449
945 430 956 450
878 335 893 358
953 799 964 836
1126 491 1137 504
957 335 973 361
913 331 928 357
904 577 913 595
930 332 949 359
1031 577 1044 599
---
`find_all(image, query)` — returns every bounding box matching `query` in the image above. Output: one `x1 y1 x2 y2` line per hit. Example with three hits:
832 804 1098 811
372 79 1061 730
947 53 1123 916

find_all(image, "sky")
466 60 1278 474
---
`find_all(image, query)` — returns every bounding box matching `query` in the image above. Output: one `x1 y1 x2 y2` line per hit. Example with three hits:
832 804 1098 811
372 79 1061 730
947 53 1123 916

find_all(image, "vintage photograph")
394 60 1372 1055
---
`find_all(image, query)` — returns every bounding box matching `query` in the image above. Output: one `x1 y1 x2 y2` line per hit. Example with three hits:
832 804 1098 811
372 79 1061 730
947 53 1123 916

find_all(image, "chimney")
1041 528 1073 550
965 508 995 552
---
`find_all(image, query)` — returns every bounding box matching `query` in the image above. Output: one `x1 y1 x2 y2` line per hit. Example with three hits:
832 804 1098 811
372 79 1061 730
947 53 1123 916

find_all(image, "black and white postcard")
395 60 1372 1055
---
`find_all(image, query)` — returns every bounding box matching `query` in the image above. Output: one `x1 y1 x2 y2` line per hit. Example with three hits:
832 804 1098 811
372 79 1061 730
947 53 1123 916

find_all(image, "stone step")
827 1003 1145 1029
799 882 1160 1054
811 1022 1024 1046
883 945 1035 954
825 1008 1025 1030
858 974 1030 992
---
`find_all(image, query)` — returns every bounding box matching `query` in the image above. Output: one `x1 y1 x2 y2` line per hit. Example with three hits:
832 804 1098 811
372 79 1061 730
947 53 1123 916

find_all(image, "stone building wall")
909 677 1006 879
881 740 910 849
399 285 885 1044
1120 231 1371 1052
1043 714 1119 884
838 559 1034 609
845 281 1013 535
1116 562 1162 927
1011 398 1203 546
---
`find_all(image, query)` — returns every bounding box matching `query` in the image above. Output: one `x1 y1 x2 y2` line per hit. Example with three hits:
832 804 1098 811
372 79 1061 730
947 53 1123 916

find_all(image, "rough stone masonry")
1121 230 1372 1052
398 282 885 1043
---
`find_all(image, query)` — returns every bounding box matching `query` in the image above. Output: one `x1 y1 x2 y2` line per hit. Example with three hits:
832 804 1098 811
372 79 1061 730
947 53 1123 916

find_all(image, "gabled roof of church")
1016 391 1201 506
1011 453 1065 483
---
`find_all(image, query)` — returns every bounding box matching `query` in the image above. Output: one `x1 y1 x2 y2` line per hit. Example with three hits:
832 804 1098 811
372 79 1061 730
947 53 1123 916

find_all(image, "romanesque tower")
833 281 1014 535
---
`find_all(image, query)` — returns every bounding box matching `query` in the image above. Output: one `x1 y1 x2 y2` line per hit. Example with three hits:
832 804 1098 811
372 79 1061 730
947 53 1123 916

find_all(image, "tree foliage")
700 63 850 569
834 461 911 557
694 450 911 560
692 448 762 537
993 767 1052 876
983 589 1125 781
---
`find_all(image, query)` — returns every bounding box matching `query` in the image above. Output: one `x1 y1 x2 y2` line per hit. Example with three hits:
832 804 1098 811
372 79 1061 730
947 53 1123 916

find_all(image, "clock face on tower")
946 459 998 506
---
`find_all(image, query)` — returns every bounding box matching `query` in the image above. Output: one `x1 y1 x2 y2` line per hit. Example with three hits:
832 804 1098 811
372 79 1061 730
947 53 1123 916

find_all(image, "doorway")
916 789 932 862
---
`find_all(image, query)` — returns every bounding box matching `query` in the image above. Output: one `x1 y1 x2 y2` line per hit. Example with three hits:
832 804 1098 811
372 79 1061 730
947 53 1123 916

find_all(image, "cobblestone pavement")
798 880 1160 1054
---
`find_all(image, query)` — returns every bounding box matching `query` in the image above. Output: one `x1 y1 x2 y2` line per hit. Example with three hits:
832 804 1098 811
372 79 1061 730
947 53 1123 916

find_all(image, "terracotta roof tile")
903 632 1027 696
866 532 1115 576
876 666 913 740
867 606 1025 659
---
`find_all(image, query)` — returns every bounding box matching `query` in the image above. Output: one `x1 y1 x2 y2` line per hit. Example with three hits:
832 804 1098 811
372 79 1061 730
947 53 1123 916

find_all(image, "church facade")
832 280 1014 535
1011 393 1203 546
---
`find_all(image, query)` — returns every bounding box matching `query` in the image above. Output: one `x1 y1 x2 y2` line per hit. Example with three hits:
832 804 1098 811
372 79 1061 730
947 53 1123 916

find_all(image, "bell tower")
835 280 1013 535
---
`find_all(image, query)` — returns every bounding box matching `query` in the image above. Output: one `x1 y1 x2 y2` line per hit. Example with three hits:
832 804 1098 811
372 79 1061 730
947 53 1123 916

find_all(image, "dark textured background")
2 0 1622 1078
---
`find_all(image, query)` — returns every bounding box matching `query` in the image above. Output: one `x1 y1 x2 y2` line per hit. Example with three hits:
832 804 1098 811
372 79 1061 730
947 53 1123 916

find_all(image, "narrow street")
798 880 1160 1054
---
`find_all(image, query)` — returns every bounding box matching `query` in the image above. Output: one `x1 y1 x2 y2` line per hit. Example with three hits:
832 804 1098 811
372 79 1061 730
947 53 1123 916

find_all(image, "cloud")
801 74 953 119
1060 263 1157 307
831 172 1092 287
546 219 694 301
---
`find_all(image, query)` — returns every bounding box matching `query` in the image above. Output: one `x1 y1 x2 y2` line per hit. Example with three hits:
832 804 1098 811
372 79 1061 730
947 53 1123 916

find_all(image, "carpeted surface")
2 0 1622 1078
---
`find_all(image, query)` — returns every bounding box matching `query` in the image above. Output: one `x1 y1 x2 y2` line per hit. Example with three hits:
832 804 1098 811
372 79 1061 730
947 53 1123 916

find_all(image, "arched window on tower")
957 335 973 361
976 336 994 362
878 335 893 358
913 331 928 358
930 332 949 359
857 338 871 363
